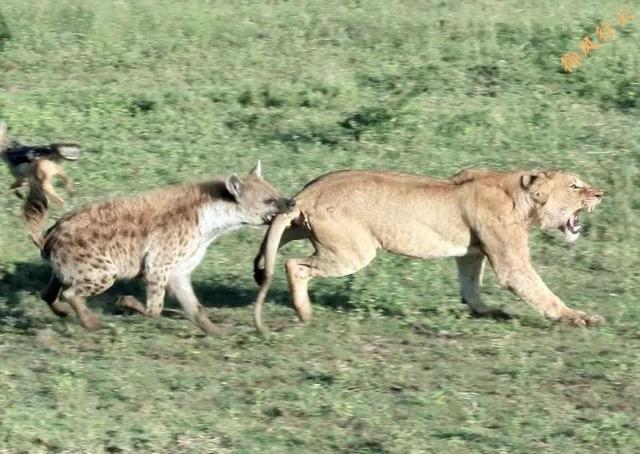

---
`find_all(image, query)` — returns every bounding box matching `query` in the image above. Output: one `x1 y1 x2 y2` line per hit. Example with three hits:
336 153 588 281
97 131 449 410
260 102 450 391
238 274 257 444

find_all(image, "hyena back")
33 161 293 334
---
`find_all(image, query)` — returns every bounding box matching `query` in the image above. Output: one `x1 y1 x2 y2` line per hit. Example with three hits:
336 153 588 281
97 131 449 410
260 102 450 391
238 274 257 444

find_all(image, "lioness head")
225 160 296 225
522 171 603 242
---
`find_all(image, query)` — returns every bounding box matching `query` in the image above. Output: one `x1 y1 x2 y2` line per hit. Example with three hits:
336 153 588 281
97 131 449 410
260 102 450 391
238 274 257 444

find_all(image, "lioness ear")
225 174 245 200
250 160 262 178
521 170 543 189
521 171 549 202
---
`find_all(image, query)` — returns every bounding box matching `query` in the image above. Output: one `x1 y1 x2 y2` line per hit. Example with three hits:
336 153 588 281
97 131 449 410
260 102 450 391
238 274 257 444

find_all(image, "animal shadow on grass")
0 261 356 331
0 261 52 330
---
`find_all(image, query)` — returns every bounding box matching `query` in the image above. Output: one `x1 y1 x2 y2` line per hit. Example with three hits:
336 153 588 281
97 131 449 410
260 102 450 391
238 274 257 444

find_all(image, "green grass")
0 0 639 451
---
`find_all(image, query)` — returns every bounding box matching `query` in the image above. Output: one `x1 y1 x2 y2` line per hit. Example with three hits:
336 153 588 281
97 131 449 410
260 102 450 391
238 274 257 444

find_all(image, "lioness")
252 169 604 333
27 161 294 334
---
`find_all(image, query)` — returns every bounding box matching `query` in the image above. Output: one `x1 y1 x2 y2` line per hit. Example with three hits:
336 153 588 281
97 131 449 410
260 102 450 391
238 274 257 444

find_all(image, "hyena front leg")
118 254 176 318
143 270 170 317
115 295 146 315
168 273 219 335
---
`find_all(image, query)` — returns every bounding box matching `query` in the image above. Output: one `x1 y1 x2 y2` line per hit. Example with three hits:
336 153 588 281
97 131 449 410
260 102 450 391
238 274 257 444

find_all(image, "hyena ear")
250 160 262 178
225 174 245 200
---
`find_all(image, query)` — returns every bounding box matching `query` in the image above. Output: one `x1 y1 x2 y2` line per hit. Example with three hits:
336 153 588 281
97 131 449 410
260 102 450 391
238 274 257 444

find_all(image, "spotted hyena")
0 121 80 205
27 161 294 334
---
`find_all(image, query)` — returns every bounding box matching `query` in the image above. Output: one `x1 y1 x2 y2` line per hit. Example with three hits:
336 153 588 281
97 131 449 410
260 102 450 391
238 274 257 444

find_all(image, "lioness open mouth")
560 205 596 241
564 213 581 235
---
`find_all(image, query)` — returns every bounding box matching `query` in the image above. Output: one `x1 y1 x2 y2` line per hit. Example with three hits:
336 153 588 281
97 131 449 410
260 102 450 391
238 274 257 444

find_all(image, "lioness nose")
287 198 296 209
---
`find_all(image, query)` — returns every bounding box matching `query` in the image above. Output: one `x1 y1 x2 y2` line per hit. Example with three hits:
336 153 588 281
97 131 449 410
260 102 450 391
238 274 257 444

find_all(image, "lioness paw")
583 313 605 327
559 310 605 328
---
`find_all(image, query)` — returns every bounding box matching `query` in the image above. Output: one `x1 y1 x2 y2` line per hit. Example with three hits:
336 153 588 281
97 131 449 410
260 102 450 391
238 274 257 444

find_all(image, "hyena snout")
273 197 296 214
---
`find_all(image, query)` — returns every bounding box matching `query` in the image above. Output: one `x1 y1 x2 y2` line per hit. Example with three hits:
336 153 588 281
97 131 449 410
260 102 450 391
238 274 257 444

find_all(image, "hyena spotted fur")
28 161 294 334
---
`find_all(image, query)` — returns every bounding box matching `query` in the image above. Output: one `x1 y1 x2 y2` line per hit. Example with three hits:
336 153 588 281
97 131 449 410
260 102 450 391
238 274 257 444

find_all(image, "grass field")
0 0 639 451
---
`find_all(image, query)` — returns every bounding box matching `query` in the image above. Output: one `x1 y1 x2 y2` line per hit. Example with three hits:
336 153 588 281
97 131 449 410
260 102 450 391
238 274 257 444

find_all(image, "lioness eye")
263 198 278 204
570 184 580 189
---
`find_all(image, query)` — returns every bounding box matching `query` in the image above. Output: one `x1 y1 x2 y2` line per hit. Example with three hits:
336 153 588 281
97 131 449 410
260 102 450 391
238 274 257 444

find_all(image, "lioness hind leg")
456 254 511 320
285 258 314 322
285 241 377 322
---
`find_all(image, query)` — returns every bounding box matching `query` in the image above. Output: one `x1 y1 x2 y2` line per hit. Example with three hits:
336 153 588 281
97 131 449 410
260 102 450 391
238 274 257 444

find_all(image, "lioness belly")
376 218 473 259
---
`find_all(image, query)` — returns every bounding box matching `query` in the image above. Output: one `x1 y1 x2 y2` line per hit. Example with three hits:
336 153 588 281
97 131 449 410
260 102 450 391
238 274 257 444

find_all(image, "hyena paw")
79 311 100 331
49 300 70 318
144 307 163 318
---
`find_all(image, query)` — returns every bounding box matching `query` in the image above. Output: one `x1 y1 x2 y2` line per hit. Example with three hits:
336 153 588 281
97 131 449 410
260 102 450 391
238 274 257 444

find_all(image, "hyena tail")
252 210 298 334
24 179 49 249
42 273 69 318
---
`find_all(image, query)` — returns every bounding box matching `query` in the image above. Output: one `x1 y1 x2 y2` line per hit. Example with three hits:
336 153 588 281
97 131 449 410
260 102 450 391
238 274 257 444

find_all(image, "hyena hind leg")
42 273 69 318
61 276 116 331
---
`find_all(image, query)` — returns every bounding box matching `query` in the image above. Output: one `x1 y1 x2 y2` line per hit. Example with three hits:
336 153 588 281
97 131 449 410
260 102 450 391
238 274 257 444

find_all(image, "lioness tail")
252 211 297 334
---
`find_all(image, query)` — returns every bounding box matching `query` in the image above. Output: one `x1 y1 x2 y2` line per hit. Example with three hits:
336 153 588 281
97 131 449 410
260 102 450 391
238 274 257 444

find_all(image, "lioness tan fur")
252 169 604 333
29 161 294 334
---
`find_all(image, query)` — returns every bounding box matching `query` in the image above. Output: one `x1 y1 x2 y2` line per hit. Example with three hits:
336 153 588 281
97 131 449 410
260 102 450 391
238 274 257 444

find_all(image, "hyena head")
225 160 295 225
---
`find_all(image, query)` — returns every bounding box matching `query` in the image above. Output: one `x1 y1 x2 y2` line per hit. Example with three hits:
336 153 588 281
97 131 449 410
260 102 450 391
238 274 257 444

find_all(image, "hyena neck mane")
194 180 251 241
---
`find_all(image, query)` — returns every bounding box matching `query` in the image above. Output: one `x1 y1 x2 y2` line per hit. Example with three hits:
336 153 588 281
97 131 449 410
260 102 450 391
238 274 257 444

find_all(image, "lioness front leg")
483 230 604 327
456 253 511 319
